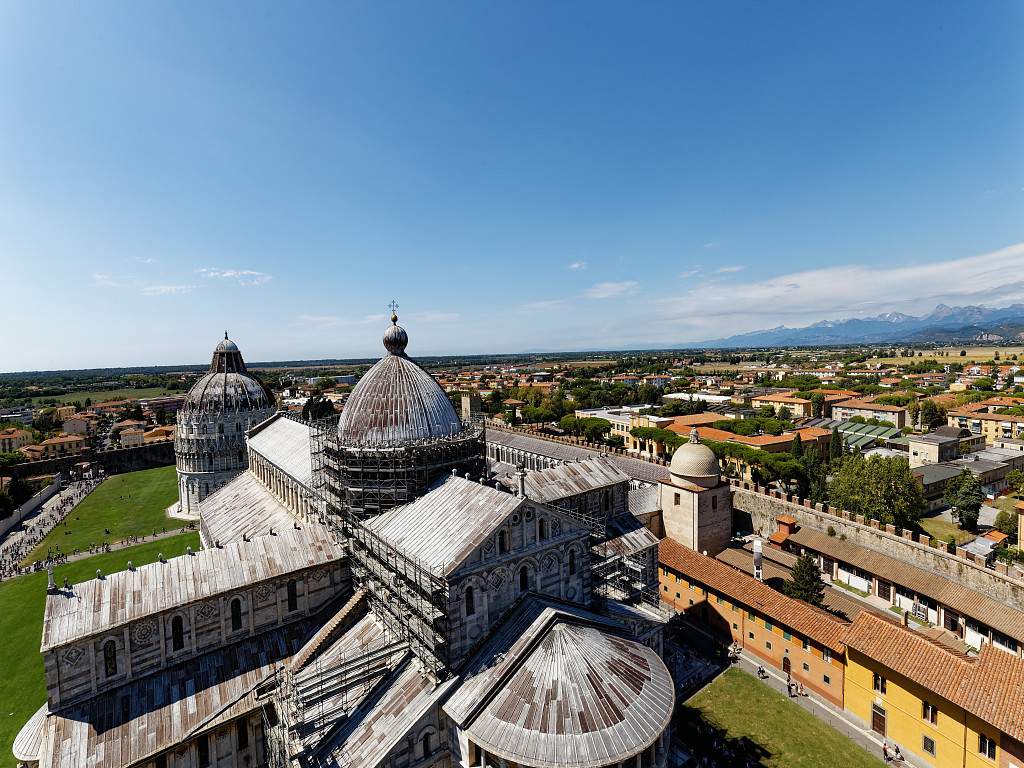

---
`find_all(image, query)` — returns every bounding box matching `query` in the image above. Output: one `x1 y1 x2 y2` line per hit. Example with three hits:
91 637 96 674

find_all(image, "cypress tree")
783 552 826 607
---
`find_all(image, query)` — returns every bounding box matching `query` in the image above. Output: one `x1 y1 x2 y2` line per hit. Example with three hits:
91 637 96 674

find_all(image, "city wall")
0 441 175 481
0 480 60 539
730 481 1024 611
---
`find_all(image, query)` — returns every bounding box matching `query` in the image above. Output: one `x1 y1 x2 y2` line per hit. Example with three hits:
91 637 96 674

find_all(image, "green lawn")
0 533 200 768
918 514 974 546
32 386 175 405
21 465 179 566
678 668 885 768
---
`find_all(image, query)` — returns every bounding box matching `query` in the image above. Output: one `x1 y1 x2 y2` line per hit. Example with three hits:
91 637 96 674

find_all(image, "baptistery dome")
669 427 721 488
337 313 462 447
174 333 276 515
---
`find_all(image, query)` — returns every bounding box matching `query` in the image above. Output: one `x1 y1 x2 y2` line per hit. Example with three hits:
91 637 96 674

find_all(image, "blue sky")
1 2 1022 371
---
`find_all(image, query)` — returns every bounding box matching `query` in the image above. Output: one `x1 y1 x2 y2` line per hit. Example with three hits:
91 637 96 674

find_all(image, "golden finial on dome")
388 299 399 325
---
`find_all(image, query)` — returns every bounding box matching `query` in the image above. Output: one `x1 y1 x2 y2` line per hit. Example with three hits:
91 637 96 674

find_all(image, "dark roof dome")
182 333 275 415
337 313 462 446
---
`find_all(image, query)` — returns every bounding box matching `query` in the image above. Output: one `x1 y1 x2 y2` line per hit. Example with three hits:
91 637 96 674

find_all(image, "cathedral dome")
337 313 462 447
669 427 720 488
182 333 275 415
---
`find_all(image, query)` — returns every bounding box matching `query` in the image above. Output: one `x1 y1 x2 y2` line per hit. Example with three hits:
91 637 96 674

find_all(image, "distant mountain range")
697 304 1024 348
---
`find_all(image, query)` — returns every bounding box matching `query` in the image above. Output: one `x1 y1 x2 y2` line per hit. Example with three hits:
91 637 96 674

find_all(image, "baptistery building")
15 312 677 768
173 333 276 514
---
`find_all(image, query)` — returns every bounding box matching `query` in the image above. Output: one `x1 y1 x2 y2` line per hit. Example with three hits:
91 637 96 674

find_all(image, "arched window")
287 579 298 612
465 586 475 616
207 455 214 469
498 530 509 555
421 732 432 758
538 518 548 541
103 639 117 677
217 423 224 434
519 566 529 592
230 598 243 631
171 615 185 651
237 450 243 464
235 422 242 432
569 550 577 576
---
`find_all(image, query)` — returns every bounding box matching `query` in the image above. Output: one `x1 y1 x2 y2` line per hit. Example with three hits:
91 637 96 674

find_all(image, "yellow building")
844 613 1024 767
947 410 1024 443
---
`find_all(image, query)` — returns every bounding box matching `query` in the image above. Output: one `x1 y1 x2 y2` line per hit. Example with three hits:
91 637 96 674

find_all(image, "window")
237 720 249 751
519 566 529 592
747 610 755 620
156 755 167 768
465 586 475 616
421 732 432 757
171 615 185 651
716 595 724 605
732 623 738 630
198 734 211 768
538 518 547 541
979 734 996 759
673 492 680 505
802 662 810 672
823 674 831 686
748 632 754 640
802 638 810 651
923 735 935 756
873 673 887 695
822 648 832 663
783 630 792 641
103 640 117 677
711 495 717 510
287 579 298 612
498 531 509 555
568 550 576 575
230 598 242 632
765 641 772 650
923 701 938 725
764 620 774 632
663 584 669 592
676 592 681 599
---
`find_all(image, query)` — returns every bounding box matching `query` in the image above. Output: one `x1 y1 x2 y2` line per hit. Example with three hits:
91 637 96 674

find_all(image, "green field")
21 466 179 565
32 386 175 405
0 533 200 768
678 668 885 768
917 513 974 546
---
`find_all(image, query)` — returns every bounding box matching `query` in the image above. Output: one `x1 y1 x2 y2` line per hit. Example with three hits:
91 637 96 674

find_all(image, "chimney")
516 466 527 498
902 610 909 627
753 539 764 582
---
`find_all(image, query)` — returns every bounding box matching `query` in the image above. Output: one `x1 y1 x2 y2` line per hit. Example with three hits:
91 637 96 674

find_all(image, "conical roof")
181 333 274 415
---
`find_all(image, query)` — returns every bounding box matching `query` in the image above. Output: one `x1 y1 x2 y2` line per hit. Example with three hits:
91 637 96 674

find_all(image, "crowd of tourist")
0 478 100 580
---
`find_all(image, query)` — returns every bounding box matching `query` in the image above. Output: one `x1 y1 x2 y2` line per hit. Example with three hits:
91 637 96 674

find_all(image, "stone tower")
658 427 733 555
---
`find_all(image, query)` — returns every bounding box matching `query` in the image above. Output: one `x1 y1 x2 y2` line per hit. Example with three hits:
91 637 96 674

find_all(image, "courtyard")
677 668 886 768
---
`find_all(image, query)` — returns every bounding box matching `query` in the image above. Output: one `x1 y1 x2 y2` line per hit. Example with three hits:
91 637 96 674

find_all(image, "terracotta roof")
846 613 1024 743
844 613 973 703
659 537 848 653
776 514 798 525
752 394 811 405
834 399 905 413
787 527 1024 643
767 531 789 545
665 413 723 431
983 530 1009 544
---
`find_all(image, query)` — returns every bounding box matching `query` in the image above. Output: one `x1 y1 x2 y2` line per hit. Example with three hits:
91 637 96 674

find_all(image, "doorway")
871 704 887 736
782 656 791 675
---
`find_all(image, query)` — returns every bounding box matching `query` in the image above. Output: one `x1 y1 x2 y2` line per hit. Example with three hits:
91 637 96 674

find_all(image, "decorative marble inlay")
131 620 156 645
196 601 218 620
62 646 85 666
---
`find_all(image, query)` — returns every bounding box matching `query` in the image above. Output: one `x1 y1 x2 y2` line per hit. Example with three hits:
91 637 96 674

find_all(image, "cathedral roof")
336 313 463 447
445 597 674 768
181 333 275 416
364 476 524 576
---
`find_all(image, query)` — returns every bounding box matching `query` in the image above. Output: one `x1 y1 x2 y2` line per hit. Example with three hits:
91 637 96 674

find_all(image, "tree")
829 427 844 462
1005 469 1024 497
810 392 825 418
302 395 335 421
943 469 983 532
994 509 1018 538
128 404 144 421
973 377 996 391
828 454 926 529
918 399 946 429
155 408 168 426
783 553 826 607
790 433 804 458
776 405 793 422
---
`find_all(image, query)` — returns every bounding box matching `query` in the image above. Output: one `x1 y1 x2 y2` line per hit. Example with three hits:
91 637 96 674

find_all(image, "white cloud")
568 260 587 270
679 268 701 278
583 281 638 300
295 310 457 328
656 242 1024 337
517 299 569 313
92 273 122 288
703 242 720 250
140 284 194 296
197 267 272 286
131 256 158 265
715 265 745 274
